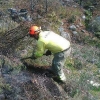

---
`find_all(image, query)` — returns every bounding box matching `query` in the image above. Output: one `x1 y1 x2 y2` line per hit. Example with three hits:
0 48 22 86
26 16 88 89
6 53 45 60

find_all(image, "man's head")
29 25 41 40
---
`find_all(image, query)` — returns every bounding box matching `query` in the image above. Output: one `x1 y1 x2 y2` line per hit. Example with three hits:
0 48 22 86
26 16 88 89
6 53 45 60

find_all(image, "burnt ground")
0 23 73 100
0 55 71 100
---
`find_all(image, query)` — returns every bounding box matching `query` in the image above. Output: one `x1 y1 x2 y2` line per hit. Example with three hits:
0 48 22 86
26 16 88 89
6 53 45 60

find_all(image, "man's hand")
44 50 51 56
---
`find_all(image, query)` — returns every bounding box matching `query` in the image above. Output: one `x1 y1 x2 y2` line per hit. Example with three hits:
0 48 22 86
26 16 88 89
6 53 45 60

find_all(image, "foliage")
84 9 93 28
83 36 100 48
88 17 100 38
65 7 82 23
64 42 100 99
46 11 61 33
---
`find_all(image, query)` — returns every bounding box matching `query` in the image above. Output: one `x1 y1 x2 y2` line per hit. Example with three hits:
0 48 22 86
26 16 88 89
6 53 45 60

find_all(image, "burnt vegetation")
0 0 100 100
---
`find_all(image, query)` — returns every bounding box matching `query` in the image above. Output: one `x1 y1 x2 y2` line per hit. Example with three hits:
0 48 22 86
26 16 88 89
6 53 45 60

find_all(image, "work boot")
53 73 66 83
52 74 66 83
59 73 66 83
46 68 66 83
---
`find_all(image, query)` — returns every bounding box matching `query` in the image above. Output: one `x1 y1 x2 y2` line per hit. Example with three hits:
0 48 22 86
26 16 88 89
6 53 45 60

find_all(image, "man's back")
38 31 70 53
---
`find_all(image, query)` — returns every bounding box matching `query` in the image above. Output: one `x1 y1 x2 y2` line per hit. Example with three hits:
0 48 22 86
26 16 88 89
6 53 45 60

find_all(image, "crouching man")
29 25 71 82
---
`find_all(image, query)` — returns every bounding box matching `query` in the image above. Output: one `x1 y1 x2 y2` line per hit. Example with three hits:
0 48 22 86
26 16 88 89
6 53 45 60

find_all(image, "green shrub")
68 15 76 23
83 36 100 48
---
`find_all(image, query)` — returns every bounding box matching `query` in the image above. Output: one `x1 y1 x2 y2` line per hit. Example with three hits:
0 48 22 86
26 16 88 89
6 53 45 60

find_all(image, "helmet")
29 25 40 35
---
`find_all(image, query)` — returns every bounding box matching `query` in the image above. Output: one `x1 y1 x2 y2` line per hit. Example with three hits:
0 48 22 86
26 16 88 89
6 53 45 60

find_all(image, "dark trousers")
51 47 71 80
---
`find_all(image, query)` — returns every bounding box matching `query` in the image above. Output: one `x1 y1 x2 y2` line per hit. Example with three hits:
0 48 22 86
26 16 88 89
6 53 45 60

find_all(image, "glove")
45 50 51 56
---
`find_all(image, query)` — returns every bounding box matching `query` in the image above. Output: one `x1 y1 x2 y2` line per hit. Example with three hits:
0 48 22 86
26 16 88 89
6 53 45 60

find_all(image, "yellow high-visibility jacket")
34 31 70 58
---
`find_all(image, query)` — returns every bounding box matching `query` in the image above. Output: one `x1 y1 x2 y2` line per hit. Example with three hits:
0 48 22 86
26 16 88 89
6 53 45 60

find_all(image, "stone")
88 16 100 38
0 94 5 100
72 31 78 35
69 25 76 31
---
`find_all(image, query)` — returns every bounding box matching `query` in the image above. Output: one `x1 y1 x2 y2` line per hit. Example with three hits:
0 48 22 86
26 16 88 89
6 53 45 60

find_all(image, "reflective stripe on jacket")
34 31 70 58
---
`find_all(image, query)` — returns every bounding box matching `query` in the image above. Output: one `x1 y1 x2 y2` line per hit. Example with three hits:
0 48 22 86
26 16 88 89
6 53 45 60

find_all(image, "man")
29 25 71 82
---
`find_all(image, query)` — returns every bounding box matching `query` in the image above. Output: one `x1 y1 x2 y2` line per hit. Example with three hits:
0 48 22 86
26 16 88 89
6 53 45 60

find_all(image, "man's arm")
33 41 45 58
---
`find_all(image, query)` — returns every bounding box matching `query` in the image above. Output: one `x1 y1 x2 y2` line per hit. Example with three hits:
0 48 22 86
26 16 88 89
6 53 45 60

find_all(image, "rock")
79 22 83 27
61 32 71 41
72 31 78 35
59 26 64 32
82 15 86 20
76 25 79 28
81 29 85 33
90 80 100 87
1 65 13 74
69 25 76 31
88 16 100 38
27 15 32 21
59 26 71 41
0 94 5 100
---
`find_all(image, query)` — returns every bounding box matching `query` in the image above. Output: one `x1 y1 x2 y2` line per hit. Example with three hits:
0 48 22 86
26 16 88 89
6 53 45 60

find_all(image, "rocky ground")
0 0 100 100
0 54 72 100
0 22 100 100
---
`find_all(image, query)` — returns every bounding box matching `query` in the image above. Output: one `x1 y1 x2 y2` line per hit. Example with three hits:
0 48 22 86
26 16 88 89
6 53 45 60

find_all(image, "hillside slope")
0 0 100 100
